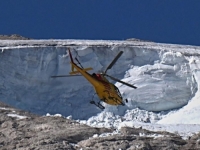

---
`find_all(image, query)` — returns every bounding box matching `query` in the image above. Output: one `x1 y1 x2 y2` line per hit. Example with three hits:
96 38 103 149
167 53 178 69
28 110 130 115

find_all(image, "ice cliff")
0 40 199 121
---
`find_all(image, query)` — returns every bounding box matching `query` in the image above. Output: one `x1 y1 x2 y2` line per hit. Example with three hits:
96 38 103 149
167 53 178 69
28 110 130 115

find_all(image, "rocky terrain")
0 101 199 150
0 34 31 40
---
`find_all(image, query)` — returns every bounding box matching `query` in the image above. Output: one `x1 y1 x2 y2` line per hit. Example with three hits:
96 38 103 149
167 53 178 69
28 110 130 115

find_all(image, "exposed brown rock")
0 101 199 149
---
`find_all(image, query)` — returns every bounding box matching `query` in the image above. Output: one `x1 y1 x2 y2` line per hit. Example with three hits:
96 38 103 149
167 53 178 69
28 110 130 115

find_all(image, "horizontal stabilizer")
69 67 93 75
51 75 81 78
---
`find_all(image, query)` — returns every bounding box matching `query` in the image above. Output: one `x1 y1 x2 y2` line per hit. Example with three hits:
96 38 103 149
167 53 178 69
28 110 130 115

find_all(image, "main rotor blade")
105 74 137 89
51 75 81 78
104 51 123 74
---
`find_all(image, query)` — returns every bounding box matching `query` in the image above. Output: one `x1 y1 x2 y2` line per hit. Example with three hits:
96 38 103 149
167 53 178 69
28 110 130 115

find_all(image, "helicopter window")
114 85 122 98
92 73 97 77
92 73 101 80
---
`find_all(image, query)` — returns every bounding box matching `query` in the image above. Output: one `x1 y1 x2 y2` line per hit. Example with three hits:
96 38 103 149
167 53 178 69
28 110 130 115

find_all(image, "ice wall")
0 40 199 119
158 57 200 124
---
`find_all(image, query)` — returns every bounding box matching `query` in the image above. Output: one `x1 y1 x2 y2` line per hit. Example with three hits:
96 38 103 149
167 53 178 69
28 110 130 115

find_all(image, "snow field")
1 40 200 137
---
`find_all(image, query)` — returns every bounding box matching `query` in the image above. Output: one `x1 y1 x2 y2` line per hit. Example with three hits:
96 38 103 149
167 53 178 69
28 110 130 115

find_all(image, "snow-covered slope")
0 40 200 130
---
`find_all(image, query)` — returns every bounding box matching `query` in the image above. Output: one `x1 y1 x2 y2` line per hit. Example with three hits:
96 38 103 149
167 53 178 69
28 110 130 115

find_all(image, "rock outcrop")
0 34 31 40
0 101 199 150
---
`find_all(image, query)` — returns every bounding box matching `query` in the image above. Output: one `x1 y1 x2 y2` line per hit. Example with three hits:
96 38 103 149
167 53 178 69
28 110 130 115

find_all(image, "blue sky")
0 1 200 46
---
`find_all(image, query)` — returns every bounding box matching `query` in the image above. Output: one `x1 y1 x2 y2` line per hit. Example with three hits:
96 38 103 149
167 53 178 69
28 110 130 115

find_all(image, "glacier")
0 39 200 129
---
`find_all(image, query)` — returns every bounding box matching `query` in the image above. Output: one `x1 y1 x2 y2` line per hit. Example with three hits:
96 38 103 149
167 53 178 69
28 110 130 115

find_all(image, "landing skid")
90 101 105 110
121 101 125 106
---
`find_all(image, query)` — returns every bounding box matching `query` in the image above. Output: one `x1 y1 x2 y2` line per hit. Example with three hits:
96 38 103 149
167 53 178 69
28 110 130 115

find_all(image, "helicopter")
51 48 137 110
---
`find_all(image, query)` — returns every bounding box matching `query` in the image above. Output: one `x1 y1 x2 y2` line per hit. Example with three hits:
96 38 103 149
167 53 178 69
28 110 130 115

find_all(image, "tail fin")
68 48 74 63
68 48 93 75
68 48 75 72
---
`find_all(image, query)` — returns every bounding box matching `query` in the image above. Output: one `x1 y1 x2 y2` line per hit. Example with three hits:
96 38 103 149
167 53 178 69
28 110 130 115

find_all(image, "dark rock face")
0 101 199 150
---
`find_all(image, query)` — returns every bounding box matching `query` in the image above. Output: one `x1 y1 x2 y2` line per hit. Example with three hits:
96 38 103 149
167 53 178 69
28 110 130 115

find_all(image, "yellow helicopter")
51 49 137 110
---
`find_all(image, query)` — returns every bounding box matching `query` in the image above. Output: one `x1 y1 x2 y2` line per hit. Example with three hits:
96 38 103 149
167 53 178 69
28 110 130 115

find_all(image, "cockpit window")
114 85 122 98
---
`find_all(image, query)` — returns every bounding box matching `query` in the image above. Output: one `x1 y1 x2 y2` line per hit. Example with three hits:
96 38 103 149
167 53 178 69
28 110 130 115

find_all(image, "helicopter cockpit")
113 84 123 99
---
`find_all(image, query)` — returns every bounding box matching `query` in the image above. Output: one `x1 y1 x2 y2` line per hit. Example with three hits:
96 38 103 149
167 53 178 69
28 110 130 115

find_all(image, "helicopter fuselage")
70 62 124 105
51 49 137 109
